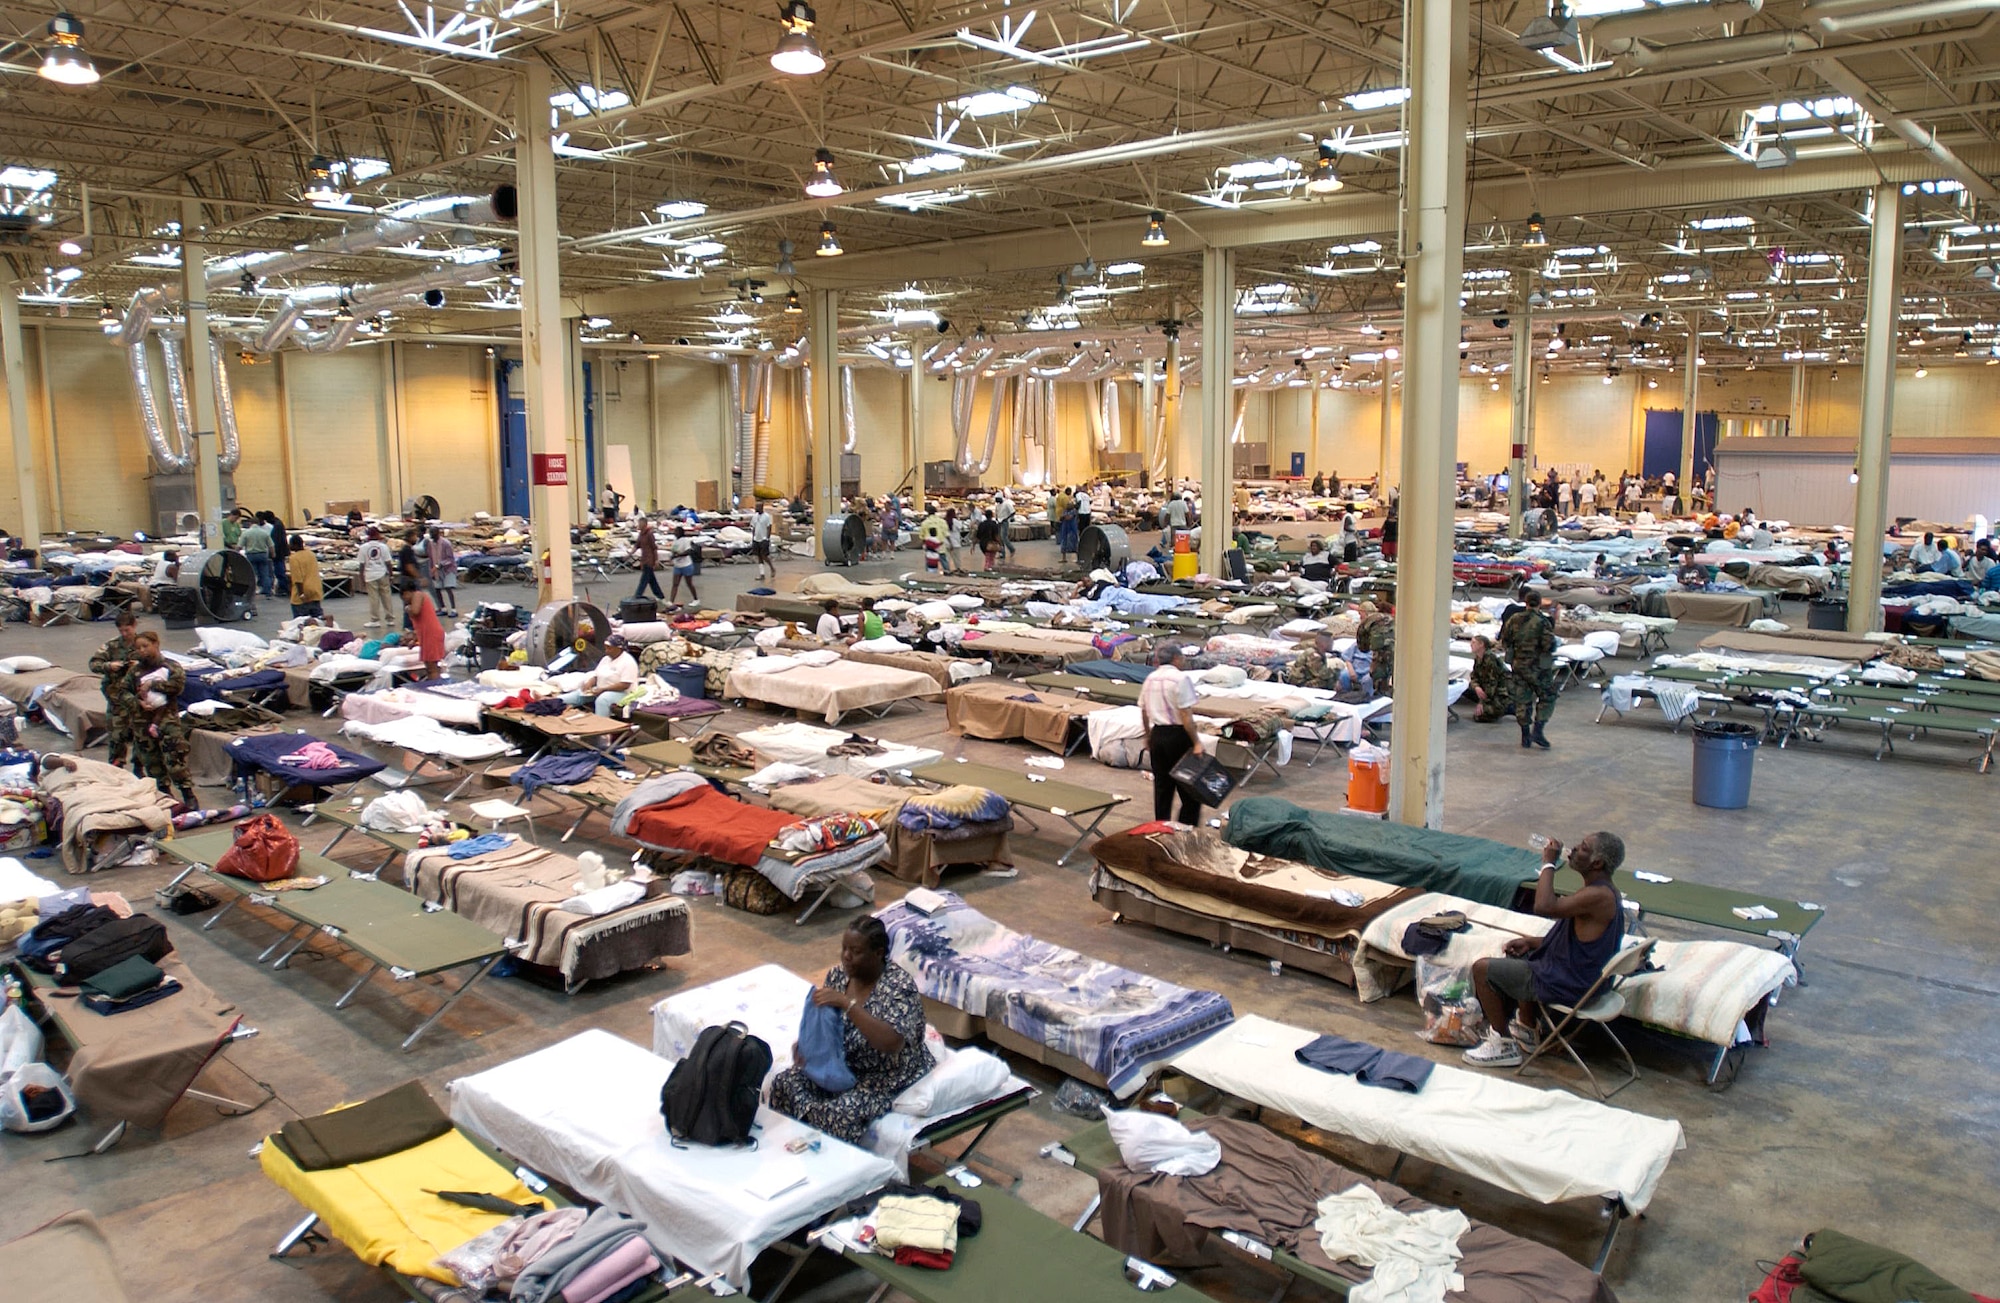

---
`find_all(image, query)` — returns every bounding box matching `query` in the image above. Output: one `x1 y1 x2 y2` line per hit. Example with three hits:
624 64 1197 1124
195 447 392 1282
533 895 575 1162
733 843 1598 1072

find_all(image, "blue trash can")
1691 720 1759 809
655 661 708 700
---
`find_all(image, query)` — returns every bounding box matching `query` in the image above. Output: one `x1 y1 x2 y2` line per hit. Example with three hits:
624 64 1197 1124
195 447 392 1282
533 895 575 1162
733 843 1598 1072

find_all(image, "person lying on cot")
768 918 934 1143
1462 831 1626 1069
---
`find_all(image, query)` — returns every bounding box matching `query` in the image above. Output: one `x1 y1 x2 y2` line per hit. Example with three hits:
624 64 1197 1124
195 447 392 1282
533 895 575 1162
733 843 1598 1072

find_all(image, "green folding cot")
1553 864 1825 971
898 757 1129 866
158 827 507 1050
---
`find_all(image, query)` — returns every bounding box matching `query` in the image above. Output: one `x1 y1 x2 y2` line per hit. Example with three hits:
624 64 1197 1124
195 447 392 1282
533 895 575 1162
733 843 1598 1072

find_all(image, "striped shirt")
1139 664 1198 729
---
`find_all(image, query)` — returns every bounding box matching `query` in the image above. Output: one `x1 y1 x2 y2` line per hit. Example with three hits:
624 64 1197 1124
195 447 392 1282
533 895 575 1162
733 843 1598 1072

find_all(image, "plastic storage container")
1691 720 1760 809
1806 598 1847 631
655 661 709 700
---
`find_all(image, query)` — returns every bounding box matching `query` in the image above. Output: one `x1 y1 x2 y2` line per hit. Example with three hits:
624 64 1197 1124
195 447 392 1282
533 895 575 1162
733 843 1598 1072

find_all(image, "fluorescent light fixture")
1553 245 1606 257
904 152 964 175
715 305 755 325
877 189 973 211
52 266 81 282
805 147 842 198
893 308 941 327
1142 212 1169 247
655 200 707 219
1726 290 1762 301
550 84 631 117
1342 86 1411 111
654 259 703 279
1224 157 1297 181
949 86 1042 118
39 12 98 85
1326 240 1383 256
129 251 182 267
349 157 392 182
771 0 826 76
1689 214 1755 230
585 316 612 329
680 239 726 258
0 167 58 191
1105 261 1144 275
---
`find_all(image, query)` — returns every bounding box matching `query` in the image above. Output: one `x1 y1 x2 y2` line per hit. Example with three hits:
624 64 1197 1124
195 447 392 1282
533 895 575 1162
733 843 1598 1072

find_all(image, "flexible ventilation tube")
211 347 242 471
1101 378 1121 453
1231 390 1248 445
117 287 166 347
802 363 814 449
840 365 858 454
290 262 502 354
1008 377 1025 475
210 187 519 289
754 361 773 487
955 373 1004 476
1043 377 1058 482
158 332 196 457
129 338 188 472
1083 380 1106 455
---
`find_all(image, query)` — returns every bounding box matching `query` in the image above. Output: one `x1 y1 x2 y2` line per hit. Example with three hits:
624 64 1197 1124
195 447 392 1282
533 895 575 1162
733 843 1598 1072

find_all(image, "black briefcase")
1168 750 1236 808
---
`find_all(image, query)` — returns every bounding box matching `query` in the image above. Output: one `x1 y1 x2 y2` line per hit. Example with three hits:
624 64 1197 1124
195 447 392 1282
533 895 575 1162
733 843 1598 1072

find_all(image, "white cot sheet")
341 713 515 762
339 686 487 728
735 721 944 777
1167 1014 1684 1213
650 964 1032 1175
448 1028 898 1287
1359 892 1798 1048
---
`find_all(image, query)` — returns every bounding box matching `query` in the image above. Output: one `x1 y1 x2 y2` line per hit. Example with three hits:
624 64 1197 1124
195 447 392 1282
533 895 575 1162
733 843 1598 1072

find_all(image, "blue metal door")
582 359 597 502
497 360 530 517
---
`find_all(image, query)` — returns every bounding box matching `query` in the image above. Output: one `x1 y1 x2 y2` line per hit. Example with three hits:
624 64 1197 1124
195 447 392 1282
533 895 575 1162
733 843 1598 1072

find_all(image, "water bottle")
1528 833 1550 850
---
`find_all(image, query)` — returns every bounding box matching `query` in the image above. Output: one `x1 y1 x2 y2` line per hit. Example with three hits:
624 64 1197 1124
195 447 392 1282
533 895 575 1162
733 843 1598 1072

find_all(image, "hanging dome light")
1304 144 1342 195
805 148 843 198
784 289 803 313
333 295 354 323
303 155 344 204
816 222 843 257
1141 211 1169 248
1524 211 1547 247
770 0 826 75
40 12 99 86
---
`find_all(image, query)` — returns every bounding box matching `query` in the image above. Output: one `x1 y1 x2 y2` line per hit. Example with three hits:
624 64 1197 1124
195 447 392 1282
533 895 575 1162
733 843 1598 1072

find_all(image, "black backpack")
661 1021 771 1148
55 915 173 985
18 903 122 973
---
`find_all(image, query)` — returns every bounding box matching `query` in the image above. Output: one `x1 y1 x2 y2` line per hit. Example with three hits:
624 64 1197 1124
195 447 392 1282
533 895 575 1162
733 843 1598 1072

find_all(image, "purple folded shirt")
561 1235 658 1303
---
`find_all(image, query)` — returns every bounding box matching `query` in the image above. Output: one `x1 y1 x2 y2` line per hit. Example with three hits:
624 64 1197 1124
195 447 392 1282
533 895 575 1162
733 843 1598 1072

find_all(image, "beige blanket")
38 756 177 874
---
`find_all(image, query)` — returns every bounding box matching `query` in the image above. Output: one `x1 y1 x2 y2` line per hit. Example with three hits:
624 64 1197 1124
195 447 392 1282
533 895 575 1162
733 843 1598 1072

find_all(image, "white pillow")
1201 665 1247 688
892 1043 1012 1118
0 656 51 674
195 627 267 656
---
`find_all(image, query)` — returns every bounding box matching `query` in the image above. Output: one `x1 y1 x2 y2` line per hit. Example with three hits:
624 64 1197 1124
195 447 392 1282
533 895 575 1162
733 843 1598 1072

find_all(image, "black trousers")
1149 724 1201 824
635 566 665 599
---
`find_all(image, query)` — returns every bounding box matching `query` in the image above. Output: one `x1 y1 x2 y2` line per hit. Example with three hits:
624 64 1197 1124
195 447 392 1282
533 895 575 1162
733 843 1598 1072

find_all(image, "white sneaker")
1462 1031 1524 1068
363 620 383 628
1508 1019 1542 1051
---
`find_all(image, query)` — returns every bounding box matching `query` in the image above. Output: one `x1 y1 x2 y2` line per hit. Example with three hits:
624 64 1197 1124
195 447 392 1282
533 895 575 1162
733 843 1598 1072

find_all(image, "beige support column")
1308 381 1322 482
1507 297 1534 537
275 350 301 525
1789 361 1805 439
181 199 225 546
1849 183 1902 634
1377 380 1393 491
1162 328 1183 488
517 63 573 601
906 353 926 511
647 357 662 511
1198 247 1235 577
1140 357 1157 480
809 289 841 558
0 276 40 549
33 327 61 531
1387 0 1470 830
1679 324 1699 508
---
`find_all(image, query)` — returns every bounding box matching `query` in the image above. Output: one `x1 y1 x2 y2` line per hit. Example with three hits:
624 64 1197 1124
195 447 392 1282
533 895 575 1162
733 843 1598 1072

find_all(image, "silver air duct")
840 365 859 454
210 346 243 471
129 337 187 472
960 374 1004 476
211 186 519 290
1100 379 1121 453
295 262 502 353
117 287 167 347
158 332 196 457
754 361 774 488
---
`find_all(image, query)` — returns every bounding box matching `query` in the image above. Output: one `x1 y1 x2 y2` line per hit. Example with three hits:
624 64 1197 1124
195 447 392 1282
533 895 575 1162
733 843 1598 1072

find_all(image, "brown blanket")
1098 1116 1616 1303
844 647 958 692
1092 828 1416 937
945 679 1113 752
273 1079 452 1170
38 756 177 874
769 775 1012 884
1695 630 1877 664
32 957 241 1130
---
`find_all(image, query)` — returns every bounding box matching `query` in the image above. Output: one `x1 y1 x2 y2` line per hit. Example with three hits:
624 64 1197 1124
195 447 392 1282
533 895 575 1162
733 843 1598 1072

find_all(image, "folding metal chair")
1517 938 1656 1100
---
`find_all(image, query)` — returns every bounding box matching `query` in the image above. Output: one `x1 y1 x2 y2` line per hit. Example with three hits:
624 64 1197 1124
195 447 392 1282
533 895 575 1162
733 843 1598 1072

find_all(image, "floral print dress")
767 962 933 1142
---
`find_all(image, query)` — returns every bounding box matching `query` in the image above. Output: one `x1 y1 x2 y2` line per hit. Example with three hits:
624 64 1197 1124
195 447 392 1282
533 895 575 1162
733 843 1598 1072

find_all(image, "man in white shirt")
1338 509 1359 563
994 492 1016 560
563 634 640 716
1140 646 1207 824
357 528 394 628
1577 479 1597 511
751 503 775 581
1556 479 1572 514
1907 532 1941 570
815 600 845 642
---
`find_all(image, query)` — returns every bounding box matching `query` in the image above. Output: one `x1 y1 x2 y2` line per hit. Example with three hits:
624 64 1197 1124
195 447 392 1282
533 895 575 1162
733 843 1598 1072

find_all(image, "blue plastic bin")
1691 720 1759 809
656 661 708 700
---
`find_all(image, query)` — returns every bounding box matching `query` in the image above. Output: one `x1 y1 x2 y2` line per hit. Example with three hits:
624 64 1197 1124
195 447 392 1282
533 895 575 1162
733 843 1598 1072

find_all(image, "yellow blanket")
260 1126 539 1283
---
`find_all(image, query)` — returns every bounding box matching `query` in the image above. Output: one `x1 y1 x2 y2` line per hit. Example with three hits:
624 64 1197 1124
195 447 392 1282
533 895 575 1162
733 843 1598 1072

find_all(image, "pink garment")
559 1235 658 1303
408 590 447 664
276 740 344 770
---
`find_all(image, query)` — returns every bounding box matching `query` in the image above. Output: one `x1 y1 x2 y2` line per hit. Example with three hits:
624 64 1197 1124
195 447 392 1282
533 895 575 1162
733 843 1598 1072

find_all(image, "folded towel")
558 1235 658 1303
560 880 645 916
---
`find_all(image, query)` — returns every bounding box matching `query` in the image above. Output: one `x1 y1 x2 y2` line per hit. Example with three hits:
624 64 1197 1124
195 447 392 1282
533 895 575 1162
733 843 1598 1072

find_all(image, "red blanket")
625 785 791 866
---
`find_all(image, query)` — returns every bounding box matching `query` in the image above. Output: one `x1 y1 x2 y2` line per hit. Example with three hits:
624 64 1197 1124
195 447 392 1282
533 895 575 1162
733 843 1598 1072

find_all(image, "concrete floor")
4 540 1996 1303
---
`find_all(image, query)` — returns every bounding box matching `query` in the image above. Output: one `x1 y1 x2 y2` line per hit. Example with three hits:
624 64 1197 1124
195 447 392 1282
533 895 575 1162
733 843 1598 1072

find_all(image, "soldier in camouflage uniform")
125 631 198 807
88 611 145 769
1284 630 1352 693
1467 635 1511 723
1361 611 1396 695
1499 590 1557 749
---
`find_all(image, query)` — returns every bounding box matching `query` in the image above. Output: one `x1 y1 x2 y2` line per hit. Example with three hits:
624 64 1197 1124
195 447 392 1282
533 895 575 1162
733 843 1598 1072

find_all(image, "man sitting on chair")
1463 832 1626 1069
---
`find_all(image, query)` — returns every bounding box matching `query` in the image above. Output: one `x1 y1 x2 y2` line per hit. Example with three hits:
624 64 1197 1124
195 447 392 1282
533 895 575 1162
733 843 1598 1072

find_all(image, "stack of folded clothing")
78 956 182 1015
821 1182 982 1272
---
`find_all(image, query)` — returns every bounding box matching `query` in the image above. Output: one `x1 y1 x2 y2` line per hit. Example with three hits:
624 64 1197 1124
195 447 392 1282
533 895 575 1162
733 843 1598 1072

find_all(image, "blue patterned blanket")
878 892 1233 1096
